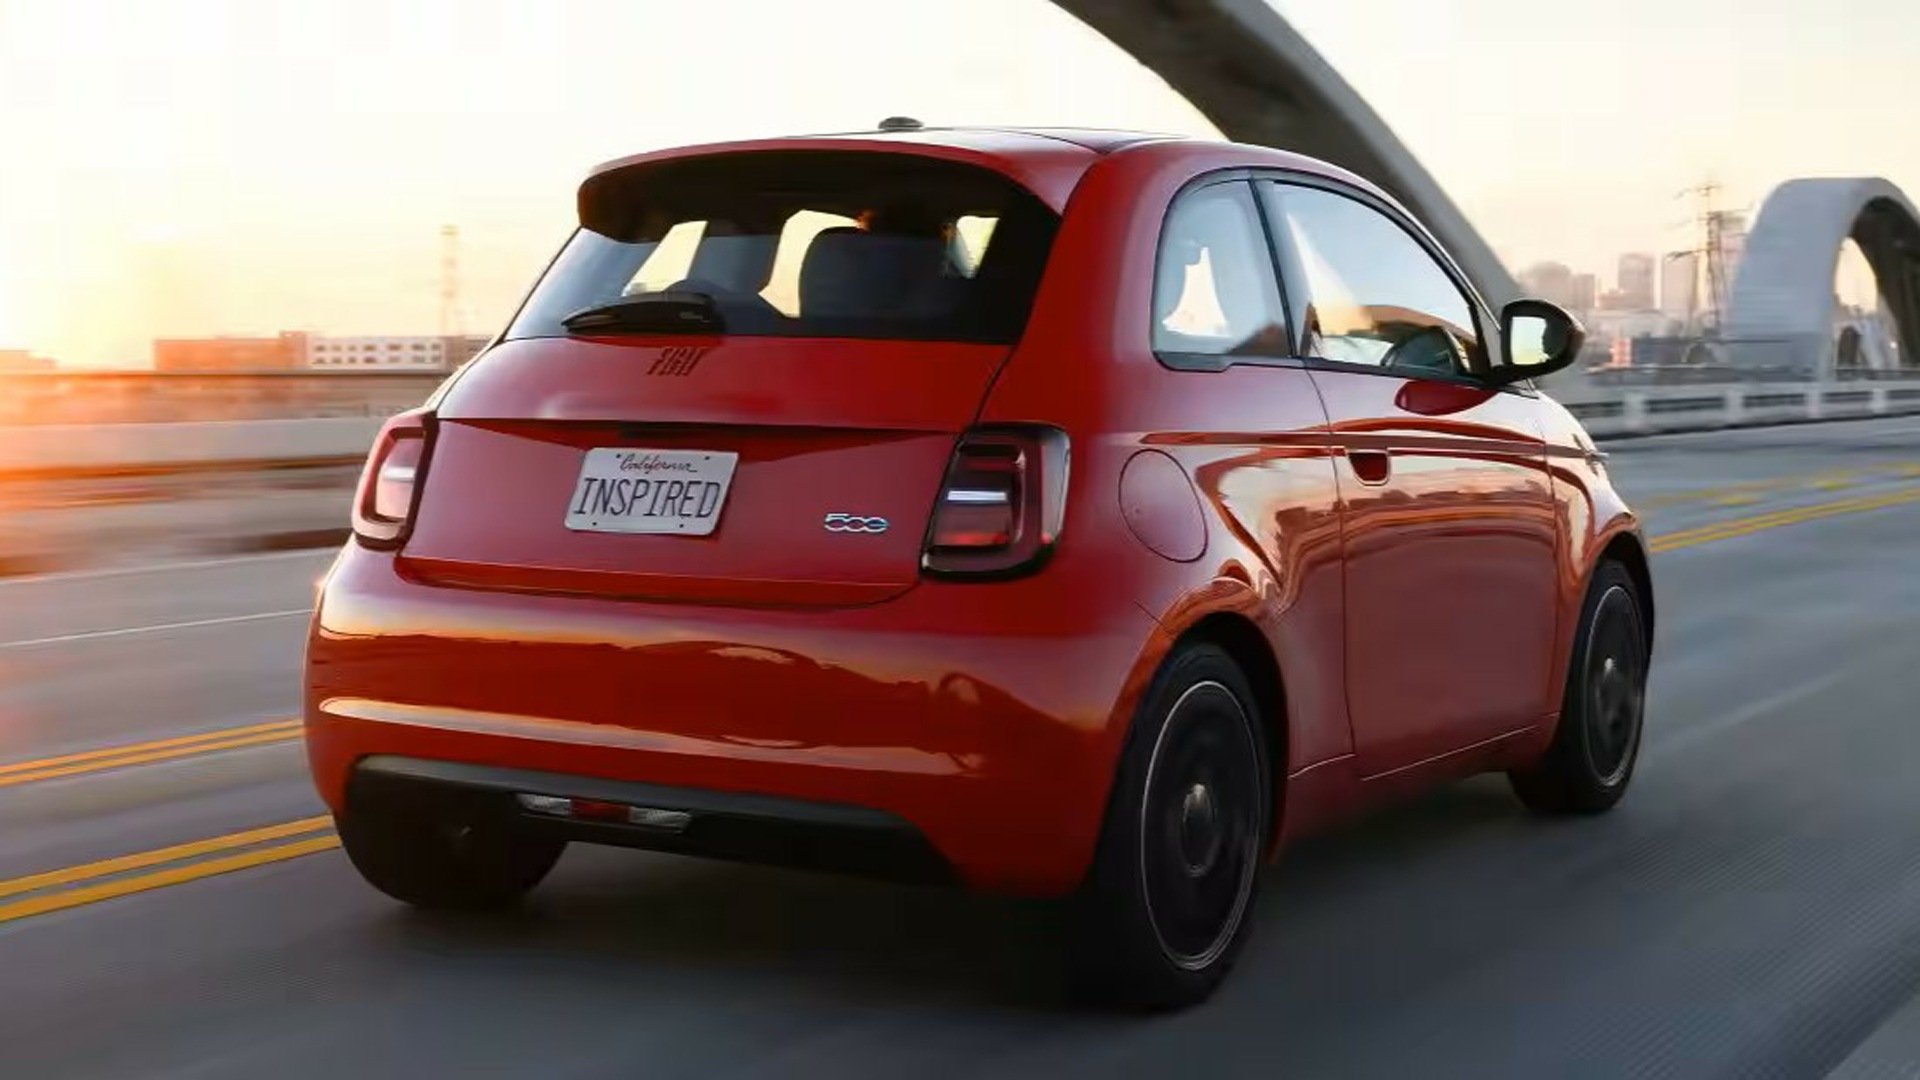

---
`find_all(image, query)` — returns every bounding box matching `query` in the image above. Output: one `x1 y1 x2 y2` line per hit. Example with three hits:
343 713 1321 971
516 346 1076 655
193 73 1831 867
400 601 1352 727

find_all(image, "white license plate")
564 448 739 536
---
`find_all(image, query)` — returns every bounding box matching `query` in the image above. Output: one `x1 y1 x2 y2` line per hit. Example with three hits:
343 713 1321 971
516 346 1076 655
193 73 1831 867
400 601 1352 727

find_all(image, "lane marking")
1655 489 1919 546
1652 485 1920 552
0 727 303 788
0 835 339 924
0 608 310 650
1647 665 1857 761
0 816 333 902
0 548 333 589
0 719 300 779
1635 467 1876 509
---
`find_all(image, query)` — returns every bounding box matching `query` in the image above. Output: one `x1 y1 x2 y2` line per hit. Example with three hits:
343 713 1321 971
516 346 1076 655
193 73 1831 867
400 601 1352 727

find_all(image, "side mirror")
1486 299 1585 386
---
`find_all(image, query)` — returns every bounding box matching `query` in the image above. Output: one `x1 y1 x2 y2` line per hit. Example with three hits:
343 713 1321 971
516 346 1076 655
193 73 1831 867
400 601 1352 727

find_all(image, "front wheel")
1510 561 1650 815
1070 643 1270 1011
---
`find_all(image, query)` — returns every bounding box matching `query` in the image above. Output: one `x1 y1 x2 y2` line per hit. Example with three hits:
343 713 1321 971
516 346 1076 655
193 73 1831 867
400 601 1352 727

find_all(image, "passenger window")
1152 183 1288 357
1265 184 1480 376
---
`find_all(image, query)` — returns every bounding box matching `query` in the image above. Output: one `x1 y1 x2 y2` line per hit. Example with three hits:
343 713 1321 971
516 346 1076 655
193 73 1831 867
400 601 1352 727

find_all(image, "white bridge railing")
1557 378 1920 438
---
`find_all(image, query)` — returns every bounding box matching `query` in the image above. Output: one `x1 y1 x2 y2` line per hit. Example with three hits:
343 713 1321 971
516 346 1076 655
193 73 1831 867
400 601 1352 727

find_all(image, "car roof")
582 125 1381 216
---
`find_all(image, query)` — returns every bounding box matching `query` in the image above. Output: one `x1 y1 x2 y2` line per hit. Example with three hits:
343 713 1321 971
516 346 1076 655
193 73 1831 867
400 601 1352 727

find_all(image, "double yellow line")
1651 483 1920 553
0 816 337 925
0 719 302 788
1639 463 1920 509
0 475 1915 928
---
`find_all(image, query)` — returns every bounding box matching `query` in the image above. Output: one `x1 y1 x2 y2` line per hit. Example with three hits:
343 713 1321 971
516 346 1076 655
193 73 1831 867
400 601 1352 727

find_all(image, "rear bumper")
348 756 955 884
305 546 1164 896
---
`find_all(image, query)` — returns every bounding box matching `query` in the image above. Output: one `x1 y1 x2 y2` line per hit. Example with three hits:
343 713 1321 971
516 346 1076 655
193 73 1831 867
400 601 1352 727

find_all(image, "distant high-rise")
1617 253 1657 310
1518 261 1576 308
1661 251 1700 321
1569 273 1598 312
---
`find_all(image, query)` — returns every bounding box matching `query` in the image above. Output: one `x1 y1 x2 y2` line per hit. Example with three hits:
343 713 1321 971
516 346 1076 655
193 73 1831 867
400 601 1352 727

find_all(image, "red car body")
306 128 1649 909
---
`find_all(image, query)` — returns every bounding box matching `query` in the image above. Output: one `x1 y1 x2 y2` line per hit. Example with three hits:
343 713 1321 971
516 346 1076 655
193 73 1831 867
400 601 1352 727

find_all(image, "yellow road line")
1636 466 1908 509
0 815 332 901
0 719 300 777
0 835 339 924
1652 486 1920 552
1638 469 1867 508
0 720 301 787
1656 489 1917 545
0 729 304 789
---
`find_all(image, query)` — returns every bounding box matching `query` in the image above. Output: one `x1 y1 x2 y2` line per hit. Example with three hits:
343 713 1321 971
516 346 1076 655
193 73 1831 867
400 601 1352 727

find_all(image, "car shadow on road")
369 776 1536 1015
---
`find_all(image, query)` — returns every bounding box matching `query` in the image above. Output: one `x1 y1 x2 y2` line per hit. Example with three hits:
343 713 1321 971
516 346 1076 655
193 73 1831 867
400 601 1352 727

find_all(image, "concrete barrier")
0 417 385 475
0 419 382 575
0 379 1915 576
1560 378 1920 439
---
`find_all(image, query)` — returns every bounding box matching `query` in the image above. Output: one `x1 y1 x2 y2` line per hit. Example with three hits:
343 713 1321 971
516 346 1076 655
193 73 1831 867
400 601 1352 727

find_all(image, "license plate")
564 448 739 536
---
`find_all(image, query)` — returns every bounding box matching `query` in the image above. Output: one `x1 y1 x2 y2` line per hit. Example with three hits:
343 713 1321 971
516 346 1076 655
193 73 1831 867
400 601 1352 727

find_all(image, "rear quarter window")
508 151 1059 346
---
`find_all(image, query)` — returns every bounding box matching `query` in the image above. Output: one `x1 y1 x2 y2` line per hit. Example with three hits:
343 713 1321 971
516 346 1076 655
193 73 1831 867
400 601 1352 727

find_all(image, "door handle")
1348 448 1392 485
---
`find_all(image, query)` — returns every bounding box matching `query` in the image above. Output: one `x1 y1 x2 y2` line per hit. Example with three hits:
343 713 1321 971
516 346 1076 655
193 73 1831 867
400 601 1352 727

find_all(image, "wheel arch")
1166 611 1289 851
1596 529 1655 648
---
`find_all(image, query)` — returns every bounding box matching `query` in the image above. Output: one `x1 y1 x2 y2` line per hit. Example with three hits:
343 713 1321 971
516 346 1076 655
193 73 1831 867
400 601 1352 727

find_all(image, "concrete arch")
1051 0 1517 308
1725 178 1920 375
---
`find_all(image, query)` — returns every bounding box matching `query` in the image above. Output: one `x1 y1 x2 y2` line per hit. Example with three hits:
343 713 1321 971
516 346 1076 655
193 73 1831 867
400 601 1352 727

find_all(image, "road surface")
4 416 1920 1078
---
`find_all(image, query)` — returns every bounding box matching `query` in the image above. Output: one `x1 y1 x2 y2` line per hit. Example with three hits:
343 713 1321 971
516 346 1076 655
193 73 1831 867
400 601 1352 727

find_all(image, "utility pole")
1677 179 1727 331
438 224 463 338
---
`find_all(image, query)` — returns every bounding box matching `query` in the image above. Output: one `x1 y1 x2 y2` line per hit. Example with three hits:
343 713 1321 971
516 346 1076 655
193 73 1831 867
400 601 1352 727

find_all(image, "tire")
1070 643 1270 1011
1510 560 1650 815
336 805 565 911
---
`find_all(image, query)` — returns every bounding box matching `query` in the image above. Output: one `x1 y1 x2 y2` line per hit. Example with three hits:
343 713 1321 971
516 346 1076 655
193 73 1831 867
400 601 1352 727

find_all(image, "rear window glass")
507 151 1059 345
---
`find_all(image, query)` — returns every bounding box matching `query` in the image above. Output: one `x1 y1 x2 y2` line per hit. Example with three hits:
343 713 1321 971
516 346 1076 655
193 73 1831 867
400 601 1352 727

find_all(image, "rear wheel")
1070 643 1270 1011
1510 561 1650 815
336 805 565 911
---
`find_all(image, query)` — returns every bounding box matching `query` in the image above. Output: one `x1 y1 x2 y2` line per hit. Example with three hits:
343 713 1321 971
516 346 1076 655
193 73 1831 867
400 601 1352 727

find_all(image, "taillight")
922 426 1069 578
352 410 434 548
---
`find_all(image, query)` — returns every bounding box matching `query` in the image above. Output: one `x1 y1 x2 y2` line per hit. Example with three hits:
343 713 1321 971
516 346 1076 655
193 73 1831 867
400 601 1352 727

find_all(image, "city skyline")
6 0 1920 365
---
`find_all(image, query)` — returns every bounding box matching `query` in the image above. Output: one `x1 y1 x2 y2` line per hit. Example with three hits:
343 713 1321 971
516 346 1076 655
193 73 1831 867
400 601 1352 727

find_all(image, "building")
153 333 305 372
304 333 491 371
1569 272 1598 312
1518 261 1575 308
1661 251 1700 321
0 349 55 372
1617 252 1657 310
308 335 445 370
152 331 491 373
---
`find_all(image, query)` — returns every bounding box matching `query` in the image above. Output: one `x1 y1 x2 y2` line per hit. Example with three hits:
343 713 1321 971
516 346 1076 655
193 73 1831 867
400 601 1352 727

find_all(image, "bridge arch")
1725 178 1920 375
1051 0 1518 307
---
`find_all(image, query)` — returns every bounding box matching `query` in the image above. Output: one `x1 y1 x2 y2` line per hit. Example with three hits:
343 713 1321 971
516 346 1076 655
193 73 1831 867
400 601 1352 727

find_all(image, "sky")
1 0 1915 366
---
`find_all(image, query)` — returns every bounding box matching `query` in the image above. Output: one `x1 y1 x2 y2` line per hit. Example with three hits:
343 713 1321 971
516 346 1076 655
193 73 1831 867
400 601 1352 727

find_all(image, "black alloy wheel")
1511 560 1650 815
1072 643 1269 1010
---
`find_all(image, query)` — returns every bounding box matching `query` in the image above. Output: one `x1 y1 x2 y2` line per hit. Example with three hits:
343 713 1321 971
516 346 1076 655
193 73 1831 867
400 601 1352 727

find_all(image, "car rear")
306 139 1158 896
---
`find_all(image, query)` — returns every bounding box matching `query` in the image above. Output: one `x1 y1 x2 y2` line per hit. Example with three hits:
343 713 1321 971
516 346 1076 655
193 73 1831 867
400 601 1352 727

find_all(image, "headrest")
799 227 950 319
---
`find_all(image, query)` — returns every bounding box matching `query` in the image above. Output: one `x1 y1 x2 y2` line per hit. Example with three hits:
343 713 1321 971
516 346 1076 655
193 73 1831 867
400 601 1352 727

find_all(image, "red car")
306 123 1653 1009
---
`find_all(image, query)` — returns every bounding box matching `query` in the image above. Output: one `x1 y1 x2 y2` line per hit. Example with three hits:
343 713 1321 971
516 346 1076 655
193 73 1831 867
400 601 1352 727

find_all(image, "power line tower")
438 224 464 337
1676 179 1753 335
1675 179 1725 330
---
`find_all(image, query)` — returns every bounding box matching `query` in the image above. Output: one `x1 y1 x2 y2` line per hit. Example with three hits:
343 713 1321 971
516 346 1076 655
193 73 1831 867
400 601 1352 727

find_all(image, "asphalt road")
4 416 1920 1078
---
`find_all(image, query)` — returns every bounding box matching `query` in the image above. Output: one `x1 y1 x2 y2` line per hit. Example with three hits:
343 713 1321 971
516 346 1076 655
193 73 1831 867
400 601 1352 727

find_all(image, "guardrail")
0 380 1913 577
1557 379 1920 438
0 418 387 576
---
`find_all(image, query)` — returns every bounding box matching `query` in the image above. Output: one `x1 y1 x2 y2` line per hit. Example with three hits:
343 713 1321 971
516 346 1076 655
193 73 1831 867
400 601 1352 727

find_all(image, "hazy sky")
2 0 1914 365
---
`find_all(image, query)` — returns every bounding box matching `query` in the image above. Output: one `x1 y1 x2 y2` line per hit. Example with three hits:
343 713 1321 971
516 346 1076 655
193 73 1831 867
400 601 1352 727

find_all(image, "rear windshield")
506 150 1060 345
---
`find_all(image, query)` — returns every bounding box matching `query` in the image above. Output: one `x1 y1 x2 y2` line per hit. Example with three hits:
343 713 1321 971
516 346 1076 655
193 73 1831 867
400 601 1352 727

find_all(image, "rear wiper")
561 291 726 335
